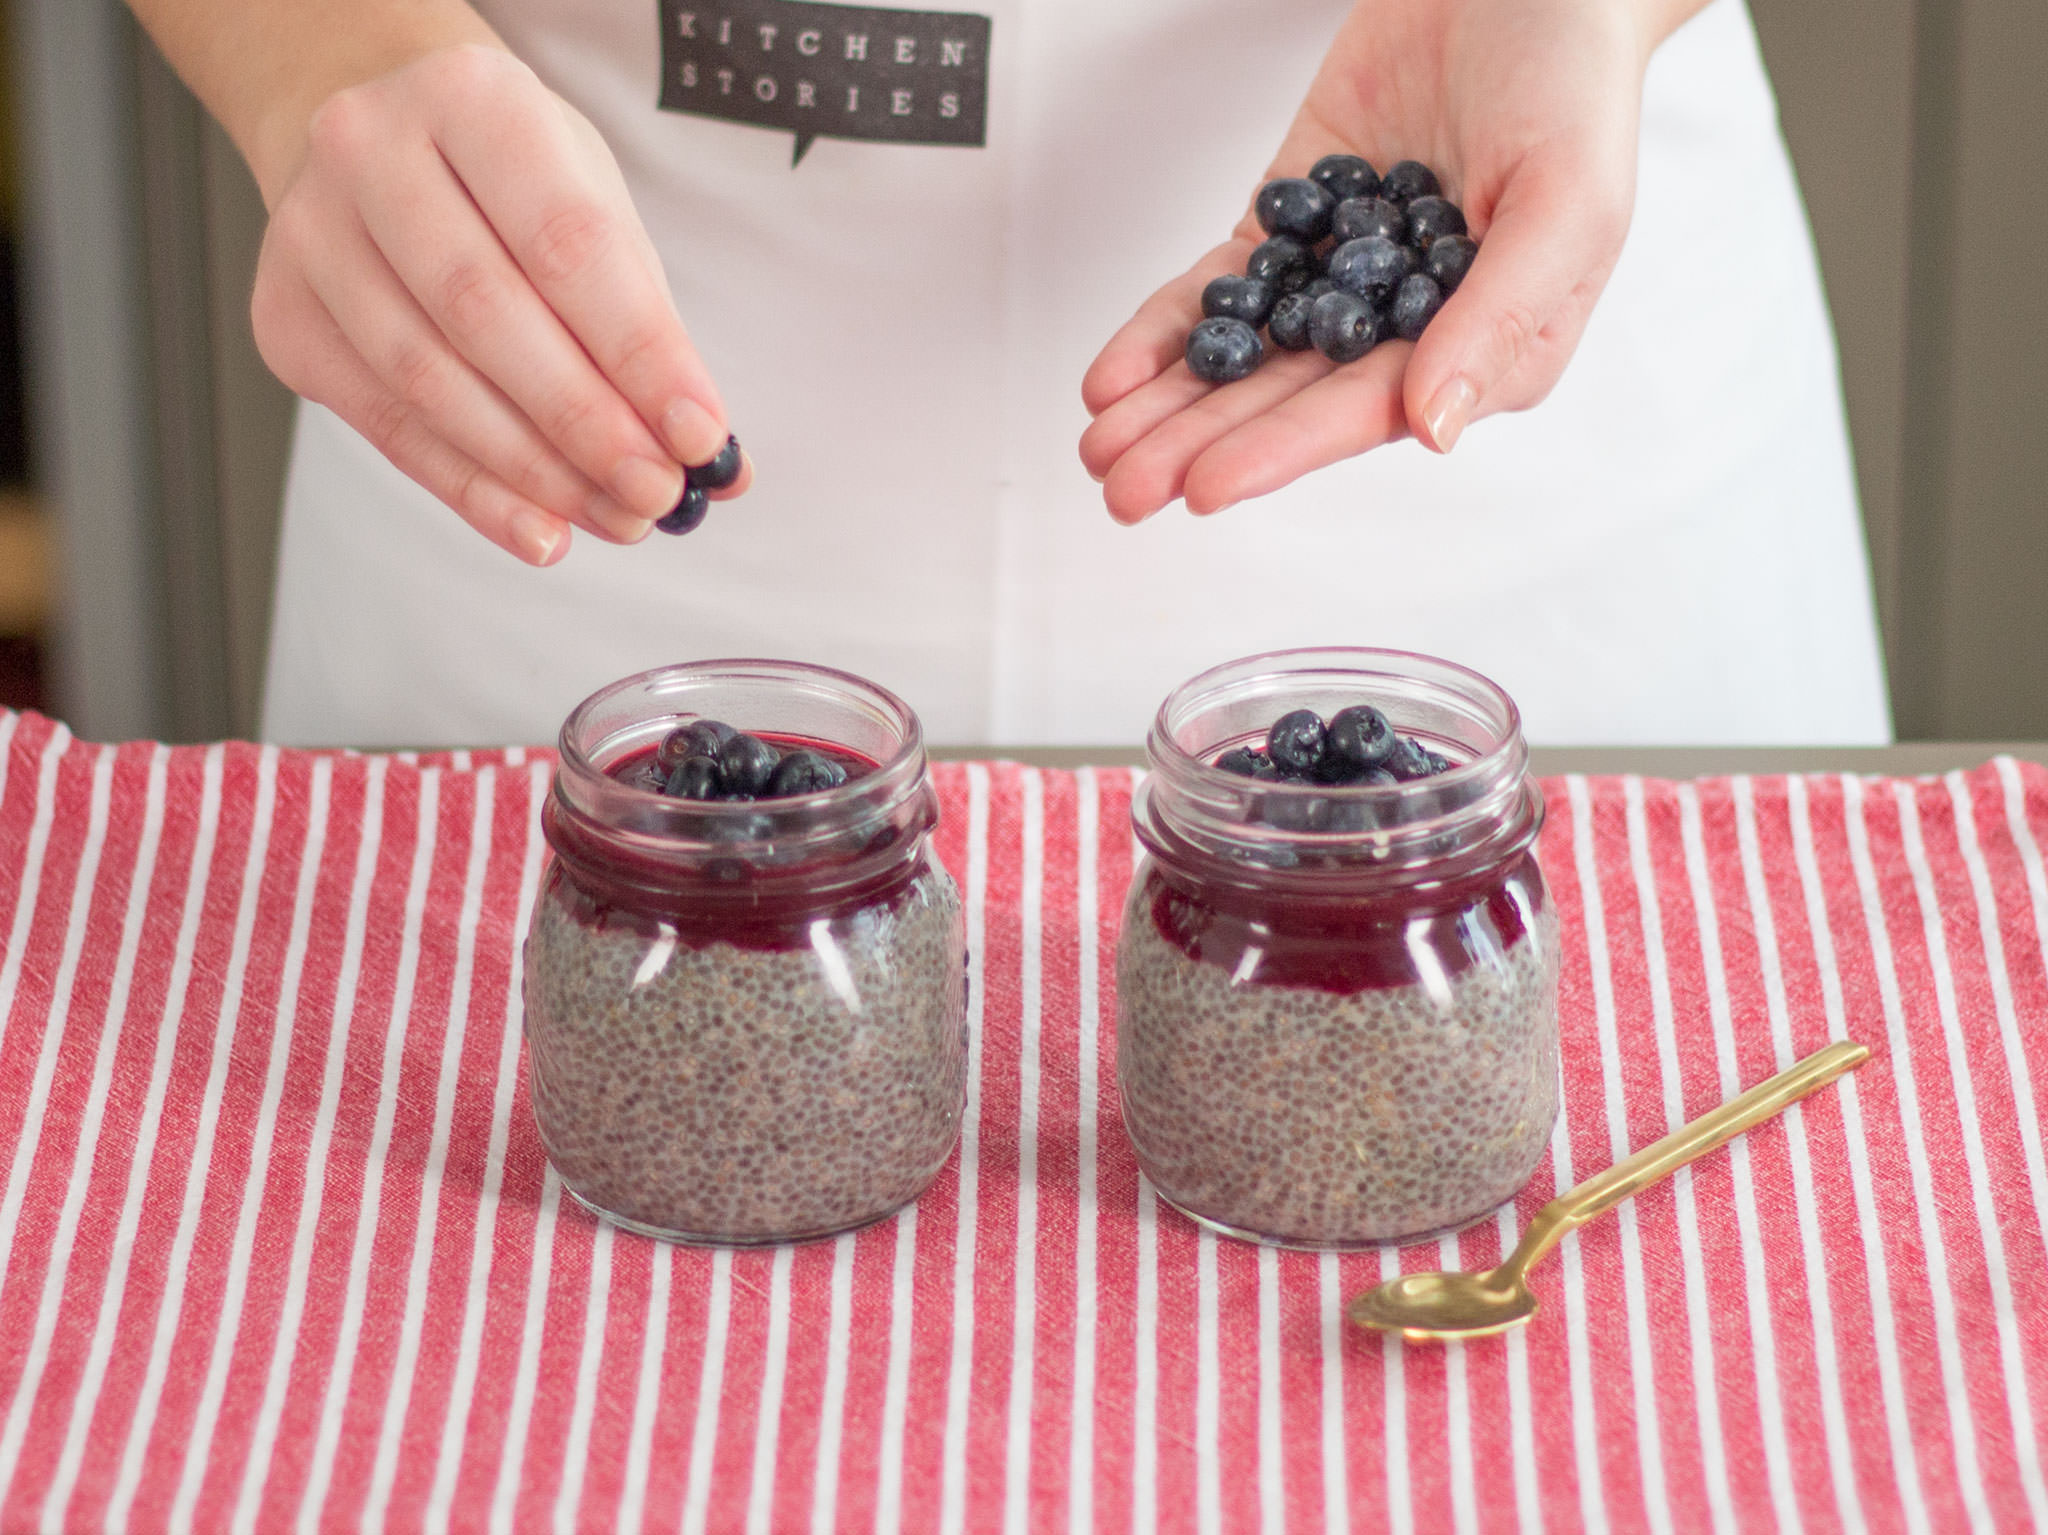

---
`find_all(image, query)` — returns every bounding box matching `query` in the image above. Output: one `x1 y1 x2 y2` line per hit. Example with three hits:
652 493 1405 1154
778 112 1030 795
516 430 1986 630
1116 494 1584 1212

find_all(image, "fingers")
1182 344 1411 508
1080 240 1256 417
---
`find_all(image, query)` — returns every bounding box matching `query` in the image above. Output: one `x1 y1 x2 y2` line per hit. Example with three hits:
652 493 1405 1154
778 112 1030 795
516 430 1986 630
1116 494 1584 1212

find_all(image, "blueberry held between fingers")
1245 235 1314 289
1331 196 1406 246
1308 290 1379 363
657 483 709 535
1379 160 1440 205
1186 317 1263 383
1425 234 1478 292
1266 290 1317 351
665 754 723 800
1403 196 1466 250
1267 709 1328 775
1390 273 1445 341
1201 274 1277 327
1309 153 1379 205
768 749 848 796
719 732 782 796
1254 177 1336 242
1327 236 1411 305
685 433 743 491
1327 704 1396 771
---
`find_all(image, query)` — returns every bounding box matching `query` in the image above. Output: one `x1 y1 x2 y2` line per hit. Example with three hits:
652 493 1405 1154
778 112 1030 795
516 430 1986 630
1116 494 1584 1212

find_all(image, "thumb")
1402 159 1629 452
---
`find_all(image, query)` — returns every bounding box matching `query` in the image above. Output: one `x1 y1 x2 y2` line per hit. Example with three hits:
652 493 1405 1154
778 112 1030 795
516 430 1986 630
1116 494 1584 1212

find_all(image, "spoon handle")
1499 1040 1871 1283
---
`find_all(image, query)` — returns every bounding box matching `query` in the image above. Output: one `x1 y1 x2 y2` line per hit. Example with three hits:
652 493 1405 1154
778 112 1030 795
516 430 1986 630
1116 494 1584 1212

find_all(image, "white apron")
262 0 1892 748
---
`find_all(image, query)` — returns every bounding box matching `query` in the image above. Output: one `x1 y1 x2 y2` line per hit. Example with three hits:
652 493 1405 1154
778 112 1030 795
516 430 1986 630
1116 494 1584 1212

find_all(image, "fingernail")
511 509 567 565
1423 377 1478 453
613 456 685 520
662 399 726 466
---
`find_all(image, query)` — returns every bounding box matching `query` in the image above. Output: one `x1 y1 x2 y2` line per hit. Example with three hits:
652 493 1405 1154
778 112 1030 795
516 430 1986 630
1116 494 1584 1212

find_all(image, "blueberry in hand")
1379 160 1440 205
1327 236 1410 305
768 749 848 796
1186 317 1263 383
1309 153 1379 204
1267 709 1328 775
1300 276 1337 301
1308 290 1379 363
1326 705 1396 771
1254 177 1336 242
1201 274 1276 328
1389 273 1445 341
1266 290 1317 351
1245 235 1314 289
1402 196 1466 250
719 732 782 796
665 754 723 800
657 483 709 535
1425 234 1478 292
1331 197 1406 246
685 433 743 491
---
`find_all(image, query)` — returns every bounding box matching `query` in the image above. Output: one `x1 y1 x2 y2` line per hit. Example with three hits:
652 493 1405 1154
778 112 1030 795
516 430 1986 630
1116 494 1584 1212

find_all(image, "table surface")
2 710 2046 1532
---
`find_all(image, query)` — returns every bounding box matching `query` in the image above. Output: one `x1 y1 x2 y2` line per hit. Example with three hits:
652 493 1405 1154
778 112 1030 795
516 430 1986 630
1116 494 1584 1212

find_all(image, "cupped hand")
252 44 748 565
1080 0 1679 523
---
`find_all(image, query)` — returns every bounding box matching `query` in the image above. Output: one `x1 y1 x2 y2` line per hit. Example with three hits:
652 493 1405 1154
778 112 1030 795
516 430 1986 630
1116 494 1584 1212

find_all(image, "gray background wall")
13 0 2048 741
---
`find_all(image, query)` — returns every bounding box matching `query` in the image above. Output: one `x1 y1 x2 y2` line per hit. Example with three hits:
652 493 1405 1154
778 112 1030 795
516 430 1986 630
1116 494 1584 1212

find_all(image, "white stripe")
1566 776 1670 1535
1003 770 1044 1535
1840 775 1994 1531
1675 784 1805 1533
0 747 157 1487
1988 761 2048 1235
873 1207 917 1535
226 758 389 1535
1621 776 1736 1534
679 1246 735 1535
0 710 20 799
167 758 333 1532
555 1219 618 1533
492 1166 565 1535
1257 1243 1283 1535
1729 776 1869 1531
1067 768 1101 1535
294 769 445 1533
937 763 991 1535
1133 1179 1159 1535
809 1233 857 1535
1442 1236 1475 1535
422 761 551 1528
618 1246 676 1533
1317 1252 1349 1535
1896 782 2048 1523
1196 1227 1221 1535
1499 1204 1540 1535
1555 781 1605 1535
364 772 500 1534
1381 1242 1413 1535
744 1245 797 1535
37 747 224 1528
103 747 281 1528
1784 775 1928 1529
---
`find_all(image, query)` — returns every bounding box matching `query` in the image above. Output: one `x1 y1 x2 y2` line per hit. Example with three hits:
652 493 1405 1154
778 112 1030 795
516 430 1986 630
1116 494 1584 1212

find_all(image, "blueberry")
1201 274 1276 328
1245 235 1313 289
1271 263 1318 297
1383 735 1435 781
1389 273 1445 341
1300 276 1338 301
1403 196 1466 250
685 433 743 491
1331 197 1406 246
1326 704 1396 771
679 719 735 759
656 483 709 535
1326 236 1411 305
655 727 698 774
1310 798 1375 833
1266 709 1327 775
767 749 848 796
719 732 781 796
1266 290 1317 352
1254 177 1336 242
1420 236 1477 296
1215 746 1266 776
665 754 723 800
1307 290 1379 363
1185 317 1262 383
1379 160 1440 205
1256 791 1325 833
1309 153 1379 205
1424 748 1453 774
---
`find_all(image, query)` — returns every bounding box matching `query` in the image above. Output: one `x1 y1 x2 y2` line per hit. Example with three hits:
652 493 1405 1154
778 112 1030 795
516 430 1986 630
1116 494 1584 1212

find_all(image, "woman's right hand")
251 43 744 565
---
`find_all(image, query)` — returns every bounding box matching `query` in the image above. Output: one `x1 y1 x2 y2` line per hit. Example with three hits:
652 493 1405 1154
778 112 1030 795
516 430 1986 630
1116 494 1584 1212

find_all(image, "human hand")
1080 0 1692 523
251 44 747 565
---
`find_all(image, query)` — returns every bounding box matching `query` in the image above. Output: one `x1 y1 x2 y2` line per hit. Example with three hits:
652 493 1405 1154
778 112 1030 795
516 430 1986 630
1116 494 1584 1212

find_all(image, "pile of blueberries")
1215 705 1452 788
1185 156 1478 383
656 434 745 536
649 718 852 800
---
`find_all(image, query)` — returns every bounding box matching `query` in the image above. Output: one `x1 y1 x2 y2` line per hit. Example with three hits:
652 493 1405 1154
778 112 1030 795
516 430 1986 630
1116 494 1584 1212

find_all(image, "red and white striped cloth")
1 707 2045 1532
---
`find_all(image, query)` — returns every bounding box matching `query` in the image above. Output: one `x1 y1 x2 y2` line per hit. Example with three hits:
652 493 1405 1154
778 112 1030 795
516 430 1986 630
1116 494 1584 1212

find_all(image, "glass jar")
523 660 968 1245
1117 648 1560 1249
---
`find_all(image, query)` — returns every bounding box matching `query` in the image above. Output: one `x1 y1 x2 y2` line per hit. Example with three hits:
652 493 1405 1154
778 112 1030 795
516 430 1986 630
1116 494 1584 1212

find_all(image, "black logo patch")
657 0 992 166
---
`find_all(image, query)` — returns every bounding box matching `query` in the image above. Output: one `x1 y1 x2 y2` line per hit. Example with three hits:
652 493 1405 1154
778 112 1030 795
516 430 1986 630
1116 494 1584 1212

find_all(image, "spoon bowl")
1346 1269 1538 1341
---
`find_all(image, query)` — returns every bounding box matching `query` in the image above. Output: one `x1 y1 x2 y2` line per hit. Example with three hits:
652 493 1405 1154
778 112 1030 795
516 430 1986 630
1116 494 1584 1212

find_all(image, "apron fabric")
262 0 1892 748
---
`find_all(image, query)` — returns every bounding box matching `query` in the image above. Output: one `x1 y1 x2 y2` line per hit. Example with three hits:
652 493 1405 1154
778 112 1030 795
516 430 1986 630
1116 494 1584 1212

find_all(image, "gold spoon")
1346 1039 1872 1343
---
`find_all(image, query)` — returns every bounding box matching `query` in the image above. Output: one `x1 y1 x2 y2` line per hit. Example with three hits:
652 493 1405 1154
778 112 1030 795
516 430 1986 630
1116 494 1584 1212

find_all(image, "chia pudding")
1116 648 1562 1248
524 661 968 1246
